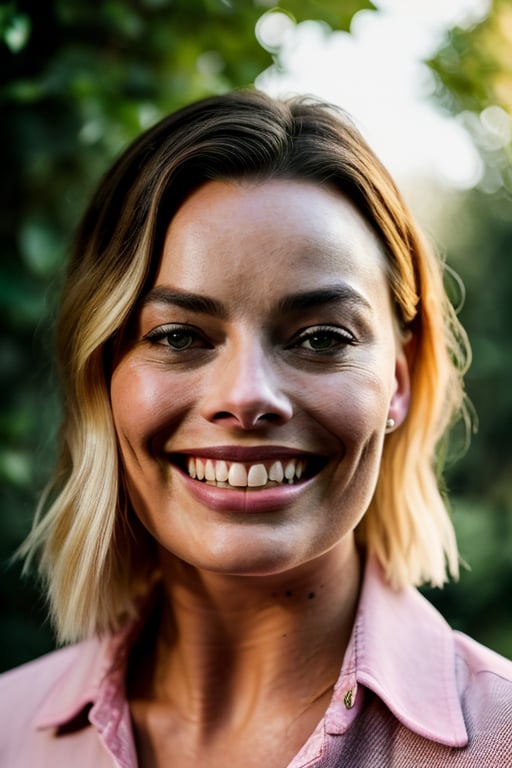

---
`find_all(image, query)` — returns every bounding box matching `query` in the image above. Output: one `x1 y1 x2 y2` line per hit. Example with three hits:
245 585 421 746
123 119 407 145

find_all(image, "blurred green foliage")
424 0 512 656
422 184 512 656
428 0 512 115
428 0 512 196
1 0 511 670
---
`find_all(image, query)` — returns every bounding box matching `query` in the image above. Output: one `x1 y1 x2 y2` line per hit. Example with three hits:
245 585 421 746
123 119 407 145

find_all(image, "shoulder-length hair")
21 89 470 642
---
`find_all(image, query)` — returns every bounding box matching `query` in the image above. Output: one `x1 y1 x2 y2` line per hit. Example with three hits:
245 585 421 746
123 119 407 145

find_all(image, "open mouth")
170 454 326 491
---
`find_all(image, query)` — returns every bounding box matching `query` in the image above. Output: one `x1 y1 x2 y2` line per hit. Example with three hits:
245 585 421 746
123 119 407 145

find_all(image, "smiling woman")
110 179 407 573
1 90 511 767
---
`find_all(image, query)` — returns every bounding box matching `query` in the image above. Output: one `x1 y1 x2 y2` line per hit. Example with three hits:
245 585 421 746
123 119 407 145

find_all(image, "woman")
1 89 511 767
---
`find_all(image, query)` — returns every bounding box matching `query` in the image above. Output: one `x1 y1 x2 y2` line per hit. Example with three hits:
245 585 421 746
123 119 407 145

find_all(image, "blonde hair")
20 89 470 642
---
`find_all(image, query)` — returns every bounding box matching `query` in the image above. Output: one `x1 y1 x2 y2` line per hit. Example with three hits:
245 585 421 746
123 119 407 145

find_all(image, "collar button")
343 688 354 709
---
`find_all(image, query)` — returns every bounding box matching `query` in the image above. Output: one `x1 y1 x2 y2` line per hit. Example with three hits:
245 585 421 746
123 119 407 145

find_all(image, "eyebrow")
141 287 228 318
277 286 372 315
141 284 372 317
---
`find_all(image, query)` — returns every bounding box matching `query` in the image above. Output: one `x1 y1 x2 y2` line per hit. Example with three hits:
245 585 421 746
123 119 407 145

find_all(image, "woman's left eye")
291 327 355 352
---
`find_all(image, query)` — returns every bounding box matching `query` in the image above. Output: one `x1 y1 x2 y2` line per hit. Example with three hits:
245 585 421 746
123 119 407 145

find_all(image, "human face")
110 179 410 578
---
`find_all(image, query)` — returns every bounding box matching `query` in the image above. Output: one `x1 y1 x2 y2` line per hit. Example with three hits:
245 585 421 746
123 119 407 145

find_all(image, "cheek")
110 365 150 446
297 369 390 442
109 365 172 527
110 363 190 449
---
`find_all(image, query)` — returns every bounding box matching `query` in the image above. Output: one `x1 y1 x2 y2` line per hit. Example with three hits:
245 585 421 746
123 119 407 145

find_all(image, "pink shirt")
1 558 511 767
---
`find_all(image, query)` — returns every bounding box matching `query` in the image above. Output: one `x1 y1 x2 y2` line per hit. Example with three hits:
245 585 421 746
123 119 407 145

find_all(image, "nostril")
212 410 286 427
257 413 282 423
213 411 234 421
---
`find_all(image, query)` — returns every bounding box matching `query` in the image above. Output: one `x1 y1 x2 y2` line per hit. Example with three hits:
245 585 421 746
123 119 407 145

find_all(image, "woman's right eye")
144 325 210 351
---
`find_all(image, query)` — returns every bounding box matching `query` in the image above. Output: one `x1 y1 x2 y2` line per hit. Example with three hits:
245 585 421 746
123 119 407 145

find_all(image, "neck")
131 540 362 736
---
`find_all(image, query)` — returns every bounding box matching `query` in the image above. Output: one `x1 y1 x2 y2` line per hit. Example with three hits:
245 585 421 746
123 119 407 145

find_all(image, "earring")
385 417 396 432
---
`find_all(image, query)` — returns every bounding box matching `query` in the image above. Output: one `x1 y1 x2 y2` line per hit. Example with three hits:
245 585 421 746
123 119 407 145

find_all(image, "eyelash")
144 324 210 351
143 324 355 355
289 326 356 353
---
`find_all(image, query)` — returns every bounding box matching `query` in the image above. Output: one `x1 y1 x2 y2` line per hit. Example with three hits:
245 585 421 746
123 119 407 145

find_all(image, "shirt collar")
34 620 134 731
34 557 468 748
325 556 468 747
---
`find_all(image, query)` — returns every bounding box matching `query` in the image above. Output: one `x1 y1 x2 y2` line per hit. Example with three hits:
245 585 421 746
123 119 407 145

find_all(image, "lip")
168 445 322 462
166 445 331 514
175 466 322 513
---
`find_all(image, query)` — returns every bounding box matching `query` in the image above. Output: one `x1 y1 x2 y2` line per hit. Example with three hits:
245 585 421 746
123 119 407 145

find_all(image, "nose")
200 338 293 429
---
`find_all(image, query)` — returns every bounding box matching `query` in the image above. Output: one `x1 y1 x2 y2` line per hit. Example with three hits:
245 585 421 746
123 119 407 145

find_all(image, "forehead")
155 179 390 310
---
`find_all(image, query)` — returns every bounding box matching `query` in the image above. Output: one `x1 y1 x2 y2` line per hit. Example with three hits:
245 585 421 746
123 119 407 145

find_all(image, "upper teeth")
187 458 305 488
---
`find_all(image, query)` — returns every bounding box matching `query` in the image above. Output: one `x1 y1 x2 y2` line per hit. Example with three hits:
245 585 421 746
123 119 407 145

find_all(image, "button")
343 688 354 709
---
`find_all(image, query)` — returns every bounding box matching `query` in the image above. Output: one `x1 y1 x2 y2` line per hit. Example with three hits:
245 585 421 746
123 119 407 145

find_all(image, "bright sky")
256 0 491 190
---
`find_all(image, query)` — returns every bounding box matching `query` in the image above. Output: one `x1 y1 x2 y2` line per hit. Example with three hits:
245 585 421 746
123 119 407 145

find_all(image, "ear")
387 333 413 430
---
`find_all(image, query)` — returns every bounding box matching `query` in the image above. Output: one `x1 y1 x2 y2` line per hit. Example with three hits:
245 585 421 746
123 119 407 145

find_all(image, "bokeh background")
1 0 511 671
